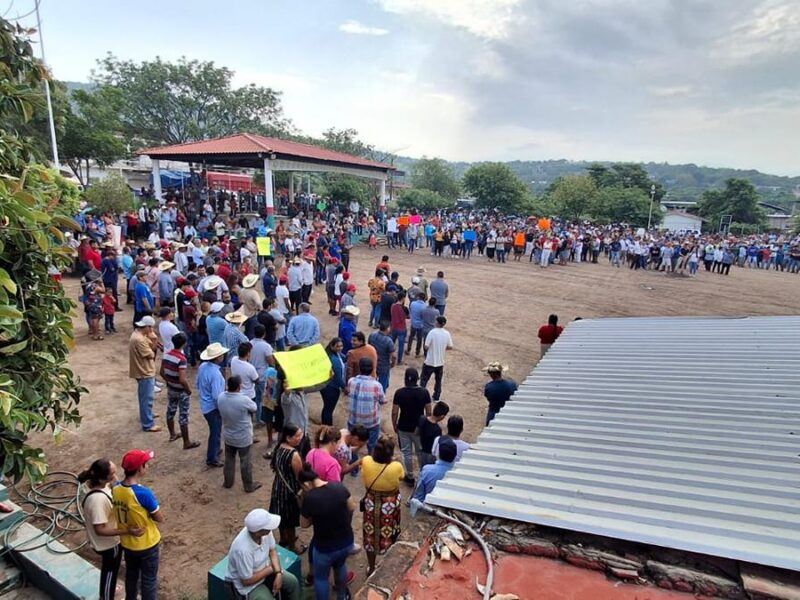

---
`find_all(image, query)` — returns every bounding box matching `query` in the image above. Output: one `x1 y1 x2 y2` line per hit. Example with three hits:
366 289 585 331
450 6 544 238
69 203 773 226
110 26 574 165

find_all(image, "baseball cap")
134 315 156 327
184 289 197 299
210 302 224 313
244 508 281 533
121 449 154 471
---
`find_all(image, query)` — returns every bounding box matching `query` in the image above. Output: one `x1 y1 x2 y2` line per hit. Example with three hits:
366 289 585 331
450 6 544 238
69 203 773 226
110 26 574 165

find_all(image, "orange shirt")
514 232 526 247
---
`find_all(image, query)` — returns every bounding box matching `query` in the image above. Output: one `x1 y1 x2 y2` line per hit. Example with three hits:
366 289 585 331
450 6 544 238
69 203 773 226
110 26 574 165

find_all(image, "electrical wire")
2 470 87 556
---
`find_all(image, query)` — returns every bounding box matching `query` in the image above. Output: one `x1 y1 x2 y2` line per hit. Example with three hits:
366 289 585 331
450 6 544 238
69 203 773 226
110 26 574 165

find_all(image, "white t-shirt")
240 247 252 263
226 527 277 595
275 286 291 315
424 328 453 368
432 436 471 462
269 308 286 339
231 356 259 399
159 320 180 353
82 485 119 552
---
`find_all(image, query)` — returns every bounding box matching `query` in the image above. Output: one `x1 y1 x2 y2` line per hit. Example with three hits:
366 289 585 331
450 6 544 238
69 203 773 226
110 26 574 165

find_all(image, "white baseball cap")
134 316 156 327
244 508 281 532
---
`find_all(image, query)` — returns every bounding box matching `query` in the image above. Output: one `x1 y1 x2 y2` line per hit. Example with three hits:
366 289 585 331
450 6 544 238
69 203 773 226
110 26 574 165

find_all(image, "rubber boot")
167 419 179 442
181 424 200 449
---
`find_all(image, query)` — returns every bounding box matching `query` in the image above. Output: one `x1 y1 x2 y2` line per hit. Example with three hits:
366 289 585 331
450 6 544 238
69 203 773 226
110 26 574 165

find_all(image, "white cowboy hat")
200 342 228 361
158 261 174 271
204 275 223 290
225 311 247 324
341 305 361 317
484 361 508 373
242 274 259 289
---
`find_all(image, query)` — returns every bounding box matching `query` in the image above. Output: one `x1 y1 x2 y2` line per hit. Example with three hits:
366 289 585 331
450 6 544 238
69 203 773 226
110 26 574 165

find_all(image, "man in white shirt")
158 307 180 353
286 258 303 314
420 315 453 402
173 245 189 275
300 256 314 304
386 216 398 248
230 342 260 403
226 512 300 599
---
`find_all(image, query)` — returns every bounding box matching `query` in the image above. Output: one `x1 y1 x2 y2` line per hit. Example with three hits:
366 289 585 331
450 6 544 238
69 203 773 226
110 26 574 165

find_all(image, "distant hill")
393 157 800 212
64 81 96 93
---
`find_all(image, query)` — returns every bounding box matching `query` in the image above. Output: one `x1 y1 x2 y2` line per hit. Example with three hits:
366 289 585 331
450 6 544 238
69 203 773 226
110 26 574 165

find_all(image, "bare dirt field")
25 246 800 599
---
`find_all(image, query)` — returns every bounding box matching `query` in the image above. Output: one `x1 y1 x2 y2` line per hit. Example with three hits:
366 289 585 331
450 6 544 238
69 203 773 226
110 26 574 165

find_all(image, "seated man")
226 508 300 600
412 438 457 503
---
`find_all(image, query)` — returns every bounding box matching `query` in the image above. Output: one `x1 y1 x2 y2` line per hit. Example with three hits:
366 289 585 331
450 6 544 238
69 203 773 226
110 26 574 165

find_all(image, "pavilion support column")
289 172 294 204
151 159 162 204
263 158 275 227
379 178 386 213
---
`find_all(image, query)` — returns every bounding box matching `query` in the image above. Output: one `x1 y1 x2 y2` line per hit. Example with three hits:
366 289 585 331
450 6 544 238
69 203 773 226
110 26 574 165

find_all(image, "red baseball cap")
342 272 350 280
184 288 197 299
176 277 187 286
121 449 154 471
347 284 356 292
279 275 288 284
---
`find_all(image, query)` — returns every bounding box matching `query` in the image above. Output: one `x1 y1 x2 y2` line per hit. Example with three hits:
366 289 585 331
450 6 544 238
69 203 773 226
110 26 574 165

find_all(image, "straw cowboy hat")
158 261 174 271
200 342 228 361
143 242 156 250
484 361 508 373
416 266 426 274
204 275 223 290
242 274 259 289
341 305 360 317
225 311 247 324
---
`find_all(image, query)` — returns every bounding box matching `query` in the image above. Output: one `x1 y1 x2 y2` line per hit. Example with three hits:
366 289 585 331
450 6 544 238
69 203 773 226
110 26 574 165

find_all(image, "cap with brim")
242 274 259 288
341 305 360 316
159 307 173 318
135 315 156 328
102 241 114 248
210 302 224 313
121 449 154 471
416 267 425 273
347 284 356 292
200 342 228 361
205 276 223 290
244 508 281 533
158 261 174 271
85 269 102 282
225 311 247 324
143 242 156 249
484 361 508 373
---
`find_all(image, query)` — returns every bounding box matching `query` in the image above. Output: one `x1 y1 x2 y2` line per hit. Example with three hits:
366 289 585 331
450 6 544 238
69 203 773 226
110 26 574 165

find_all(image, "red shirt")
538 324 563 345
101 294 116 316
390 303 408 332
216 263 232 281
86 249 102 270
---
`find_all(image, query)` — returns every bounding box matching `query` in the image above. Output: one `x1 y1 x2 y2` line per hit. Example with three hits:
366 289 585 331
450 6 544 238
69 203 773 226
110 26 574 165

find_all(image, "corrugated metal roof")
427 316 800 571
140 133 393 170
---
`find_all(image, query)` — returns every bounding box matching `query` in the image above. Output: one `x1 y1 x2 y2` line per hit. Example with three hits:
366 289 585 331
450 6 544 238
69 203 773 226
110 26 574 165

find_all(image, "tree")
322 174 371 205
698 178 765 226
0 17 85 482
91 54 293 146
318 128 375 159
397 188 453 211
410 157 460 201
592 186 658 227
462 163 529 212
60 87 128 186
84 172 135 214
586 162 665 201
548 174 597 221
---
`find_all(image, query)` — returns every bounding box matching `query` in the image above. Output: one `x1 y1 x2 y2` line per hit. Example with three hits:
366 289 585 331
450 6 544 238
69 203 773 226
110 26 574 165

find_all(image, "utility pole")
35 0 60 167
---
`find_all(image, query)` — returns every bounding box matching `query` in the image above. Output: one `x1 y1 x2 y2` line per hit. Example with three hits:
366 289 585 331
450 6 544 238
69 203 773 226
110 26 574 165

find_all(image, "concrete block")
0 558 23 594
0 500 24 532
207 545 302 600
7 522 100 600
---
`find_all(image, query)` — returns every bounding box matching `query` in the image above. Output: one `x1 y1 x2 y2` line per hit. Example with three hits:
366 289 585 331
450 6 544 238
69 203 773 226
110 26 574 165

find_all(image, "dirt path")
27 247 800 599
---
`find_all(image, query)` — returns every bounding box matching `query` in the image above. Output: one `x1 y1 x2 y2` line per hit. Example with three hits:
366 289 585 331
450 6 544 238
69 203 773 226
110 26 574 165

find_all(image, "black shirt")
484 378 518 413
257 310 277 343
418 416 442 453
393 386 431 432
300 482 353 552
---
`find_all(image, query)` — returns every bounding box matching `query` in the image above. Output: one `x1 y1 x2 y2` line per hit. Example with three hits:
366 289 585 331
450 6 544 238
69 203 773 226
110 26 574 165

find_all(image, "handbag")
359 463 390 512
276 449 303 508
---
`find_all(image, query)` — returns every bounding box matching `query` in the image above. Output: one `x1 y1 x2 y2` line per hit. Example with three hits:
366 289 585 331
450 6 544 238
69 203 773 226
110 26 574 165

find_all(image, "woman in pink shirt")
306 426 343 482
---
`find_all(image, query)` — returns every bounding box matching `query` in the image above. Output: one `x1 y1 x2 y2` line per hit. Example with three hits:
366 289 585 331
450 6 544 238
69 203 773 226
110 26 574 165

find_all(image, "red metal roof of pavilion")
139 133 394 172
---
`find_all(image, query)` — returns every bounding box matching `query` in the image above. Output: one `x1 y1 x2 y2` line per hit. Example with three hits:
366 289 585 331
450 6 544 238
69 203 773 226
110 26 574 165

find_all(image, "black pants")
406 327 425 357
104 314 115 332
420 364 444 401
97 545 122 600
289 289 302 313
301 284 312 304
720 263 731 275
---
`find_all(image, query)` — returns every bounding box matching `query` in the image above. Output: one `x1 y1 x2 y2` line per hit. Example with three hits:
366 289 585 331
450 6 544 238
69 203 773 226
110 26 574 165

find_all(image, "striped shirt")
162 349 187 392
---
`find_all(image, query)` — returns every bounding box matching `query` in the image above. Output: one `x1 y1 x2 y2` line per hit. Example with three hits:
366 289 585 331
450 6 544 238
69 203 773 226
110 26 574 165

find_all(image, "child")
101 287 117 334
417 401 450 468
368 231 377 250
84 285 104 340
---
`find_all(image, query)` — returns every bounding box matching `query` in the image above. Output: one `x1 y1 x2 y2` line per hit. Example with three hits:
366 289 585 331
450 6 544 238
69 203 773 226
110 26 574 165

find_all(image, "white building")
662 209 703 233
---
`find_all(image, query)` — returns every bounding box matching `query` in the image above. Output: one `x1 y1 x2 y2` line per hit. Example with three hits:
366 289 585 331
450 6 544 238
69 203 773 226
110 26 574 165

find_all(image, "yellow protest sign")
273 343 332 390
256 237 272 256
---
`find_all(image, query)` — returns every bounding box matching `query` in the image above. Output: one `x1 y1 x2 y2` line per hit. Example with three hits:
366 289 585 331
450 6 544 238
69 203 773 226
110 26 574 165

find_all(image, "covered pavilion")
139 132 396 218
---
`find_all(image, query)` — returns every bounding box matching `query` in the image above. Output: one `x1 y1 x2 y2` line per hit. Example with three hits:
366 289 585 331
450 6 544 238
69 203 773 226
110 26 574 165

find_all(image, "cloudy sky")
12 0 800 175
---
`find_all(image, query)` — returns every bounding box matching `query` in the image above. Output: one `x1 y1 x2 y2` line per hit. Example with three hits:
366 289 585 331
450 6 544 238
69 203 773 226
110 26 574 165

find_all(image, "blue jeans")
320 386 340 426
391 330 407 363
377 370 390 392
203 409 222 465
136 378 155 431
369 302 381 326
254 380 265 424
436 304 446 316
312 544 350 600
124 543 159 600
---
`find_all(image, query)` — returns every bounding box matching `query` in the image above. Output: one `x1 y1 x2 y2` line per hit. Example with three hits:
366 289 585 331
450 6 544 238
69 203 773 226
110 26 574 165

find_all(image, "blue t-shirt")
134 281 154 313
484 378 518 412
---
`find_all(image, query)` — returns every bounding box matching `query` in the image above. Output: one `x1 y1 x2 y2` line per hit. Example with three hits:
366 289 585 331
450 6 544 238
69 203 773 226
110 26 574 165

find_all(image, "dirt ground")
25 246 800 599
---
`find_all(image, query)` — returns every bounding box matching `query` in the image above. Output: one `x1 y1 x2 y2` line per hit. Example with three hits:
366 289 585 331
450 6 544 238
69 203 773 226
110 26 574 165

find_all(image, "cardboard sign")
409 214 422 225
538 218 551 231
398 215 410 227
273 344 332 390
256 237 272 256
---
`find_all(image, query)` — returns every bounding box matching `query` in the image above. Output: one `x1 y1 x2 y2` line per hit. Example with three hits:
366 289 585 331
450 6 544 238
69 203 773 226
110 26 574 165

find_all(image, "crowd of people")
68 184 796 599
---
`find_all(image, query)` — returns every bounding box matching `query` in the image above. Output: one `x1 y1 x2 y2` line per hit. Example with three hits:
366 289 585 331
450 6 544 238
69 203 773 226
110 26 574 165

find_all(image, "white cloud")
232 69 315 93
376 0 523 40
338 19 390 36
712 1 800 64
648 86 694 98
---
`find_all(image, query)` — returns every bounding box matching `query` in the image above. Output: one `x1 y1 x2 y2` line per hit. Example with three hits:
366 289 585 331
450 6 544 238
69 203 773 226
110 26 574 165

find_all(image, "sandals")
183 441 201 450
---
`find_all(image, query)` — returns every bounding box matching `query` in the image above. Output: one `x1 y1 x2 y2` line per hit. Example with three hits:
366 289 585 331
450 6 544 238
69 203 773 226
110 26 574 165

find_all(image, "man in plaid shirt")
347 357 385 453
